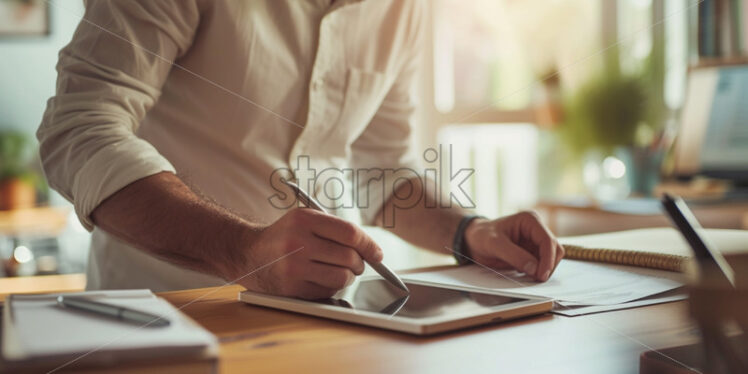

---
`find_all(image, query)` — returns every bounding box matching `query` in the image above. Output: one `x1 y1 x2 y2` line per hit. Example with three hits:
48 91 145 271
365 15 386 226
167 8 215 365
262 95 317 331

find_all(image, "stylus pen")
57 296 171 327
283 179 410 293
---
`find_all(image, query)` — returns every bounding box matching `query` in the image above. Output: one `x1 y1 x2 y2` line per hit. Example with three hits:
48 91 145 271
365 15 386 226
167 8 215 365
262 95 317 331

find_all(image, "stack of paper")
403 260 684 305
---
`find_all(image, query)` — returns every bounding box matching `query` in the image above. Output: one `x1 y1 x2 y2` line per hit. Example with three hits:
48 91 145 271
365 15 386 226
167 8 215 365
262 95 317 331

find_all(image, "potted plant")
0 131 42 210
558 47 666 198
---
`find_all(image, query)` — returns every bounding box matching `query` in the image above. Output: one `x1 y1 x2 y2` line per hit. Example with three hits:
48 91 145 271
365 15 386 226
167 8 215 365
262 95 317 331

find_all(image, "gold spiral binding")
563 244 688 272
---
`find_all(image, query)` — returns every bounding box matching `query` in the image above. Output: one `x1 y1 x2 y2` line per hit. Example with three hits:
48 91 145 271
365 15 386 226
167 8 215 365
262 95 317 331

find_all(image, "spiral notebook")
559 228 748 272
562 244 688 272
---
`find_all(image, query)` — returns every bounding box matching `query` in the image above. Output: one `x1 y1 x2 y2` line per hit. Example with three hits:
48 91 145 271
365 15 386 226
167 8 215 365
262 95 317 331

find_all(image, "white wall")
0 0 84 136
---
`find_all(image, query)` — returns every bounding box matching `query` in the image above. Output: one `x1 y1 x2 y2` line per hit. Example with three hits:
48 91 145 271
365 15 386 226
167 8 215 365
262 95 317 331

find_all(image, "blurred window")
433 0 601 115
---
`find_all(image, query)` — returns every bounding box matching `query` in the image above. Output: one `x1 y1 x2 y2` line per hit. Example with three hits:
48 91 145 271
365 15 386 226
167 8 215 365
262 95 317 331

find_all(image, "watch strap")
452 215 485 266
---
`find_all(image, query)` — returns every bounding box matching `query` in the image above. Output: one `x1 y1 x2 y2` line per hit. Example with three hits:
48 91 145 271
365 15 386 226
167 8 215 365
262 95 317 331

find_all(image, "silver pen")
57 295 171 327
282 179 410 293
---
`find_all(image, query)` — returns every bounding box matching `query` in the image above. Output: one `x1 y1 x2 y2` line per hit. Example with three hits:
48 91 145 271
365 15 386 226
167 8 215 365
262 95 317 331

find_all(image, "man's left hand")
463 211 564 282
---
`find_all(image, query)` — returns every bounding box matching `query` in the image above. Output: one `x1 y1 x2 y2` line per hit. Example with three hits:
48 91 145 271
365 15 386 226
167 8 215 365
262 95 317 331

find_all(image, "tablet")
238 278 552 335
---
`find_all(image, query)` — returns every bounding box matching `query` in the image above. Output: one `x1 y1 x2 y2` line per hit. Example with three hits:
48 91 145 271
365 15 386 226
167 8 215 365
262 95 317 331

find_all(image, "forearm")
91 172 260 280
375 177 468 255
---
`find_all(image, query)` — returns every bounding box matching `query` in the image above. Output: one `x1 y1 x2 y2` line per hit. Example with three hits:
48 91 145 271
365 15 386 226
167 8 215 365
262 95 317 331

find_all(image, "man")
38 0 564 298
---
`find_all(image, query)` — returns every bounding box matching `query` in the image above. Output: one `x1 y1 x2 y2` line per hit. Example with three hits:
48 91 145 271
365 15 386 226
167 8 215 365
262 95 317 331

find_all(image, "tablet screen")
315 279 523 319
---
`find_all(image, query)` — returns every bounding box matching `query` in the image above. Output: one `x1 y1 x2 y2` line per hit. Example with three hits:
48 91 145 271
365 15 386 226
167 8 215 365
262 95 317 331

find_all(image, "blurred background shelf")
0 206 68 237
0 273 85 304
536 197 748 237
0 205 88 278
691 56 748 68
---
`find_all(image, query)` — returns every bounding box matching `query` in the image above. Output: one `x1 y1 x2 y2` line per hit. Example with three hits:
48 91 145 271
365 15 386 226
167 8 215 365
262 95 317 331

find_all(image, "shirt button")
312 78 324 91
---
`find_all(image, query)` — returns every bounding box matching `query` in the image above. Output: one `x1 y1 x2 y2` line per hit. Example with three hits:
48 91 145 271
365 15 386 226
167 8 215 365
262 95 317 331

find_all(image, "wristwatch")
452 215 485 266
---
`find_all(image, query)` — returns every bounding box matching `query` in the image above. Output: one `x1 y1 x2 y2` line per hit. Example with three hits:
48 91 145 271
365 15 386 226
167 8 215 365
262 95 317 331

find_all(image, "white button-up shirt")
37 0 424 291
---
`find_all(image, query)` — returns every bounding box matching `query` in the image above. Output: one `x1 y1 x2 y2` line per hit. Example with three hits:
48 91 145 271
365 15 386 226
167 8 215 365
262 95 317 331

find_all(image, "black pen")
57 295 171 327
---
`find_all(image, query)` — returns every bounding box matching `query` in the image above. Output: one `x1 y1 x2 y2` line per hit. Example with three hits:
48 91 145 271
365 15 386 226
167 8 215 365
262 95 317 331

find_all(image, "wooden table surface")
161 285 699 374
0 273 699 373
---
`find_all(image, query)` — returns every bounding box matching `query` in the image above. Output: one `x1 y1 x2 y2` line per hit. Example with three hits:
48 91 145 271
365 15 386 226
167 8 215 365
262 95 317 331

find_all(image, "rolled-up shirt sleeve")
37 0 200 230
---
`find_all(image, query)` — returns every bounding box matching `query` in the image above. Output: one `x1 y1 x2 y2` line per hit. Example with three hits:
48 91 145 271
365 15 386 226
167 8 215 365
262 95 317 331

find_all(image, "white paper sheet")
402 260 684 306
551 289 687 316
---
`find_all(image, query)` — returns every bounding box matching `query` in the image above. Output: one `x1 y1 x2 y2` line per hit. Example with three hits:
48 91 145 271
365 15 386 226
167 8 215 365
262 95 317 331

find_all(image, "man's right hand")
236 208 384 300
91 173 382 300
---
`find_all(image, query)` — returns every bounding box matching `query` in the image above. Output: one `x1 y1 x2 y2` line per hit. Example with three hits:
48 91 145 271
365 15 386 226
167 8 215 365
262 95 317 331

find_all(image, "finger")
295 282 339 300
306 237 366 275
305 211 383 263
549 243 565 278
492 237 540 279
518 212 556 281
480 258 514 270
299 261 356 290
555 244 565 266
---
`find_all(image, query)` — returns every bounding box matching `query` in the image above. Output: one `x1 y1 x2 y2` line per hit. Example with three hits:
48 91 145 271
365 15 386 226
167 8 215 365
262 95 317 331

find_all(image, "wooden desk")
161 285 697 374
